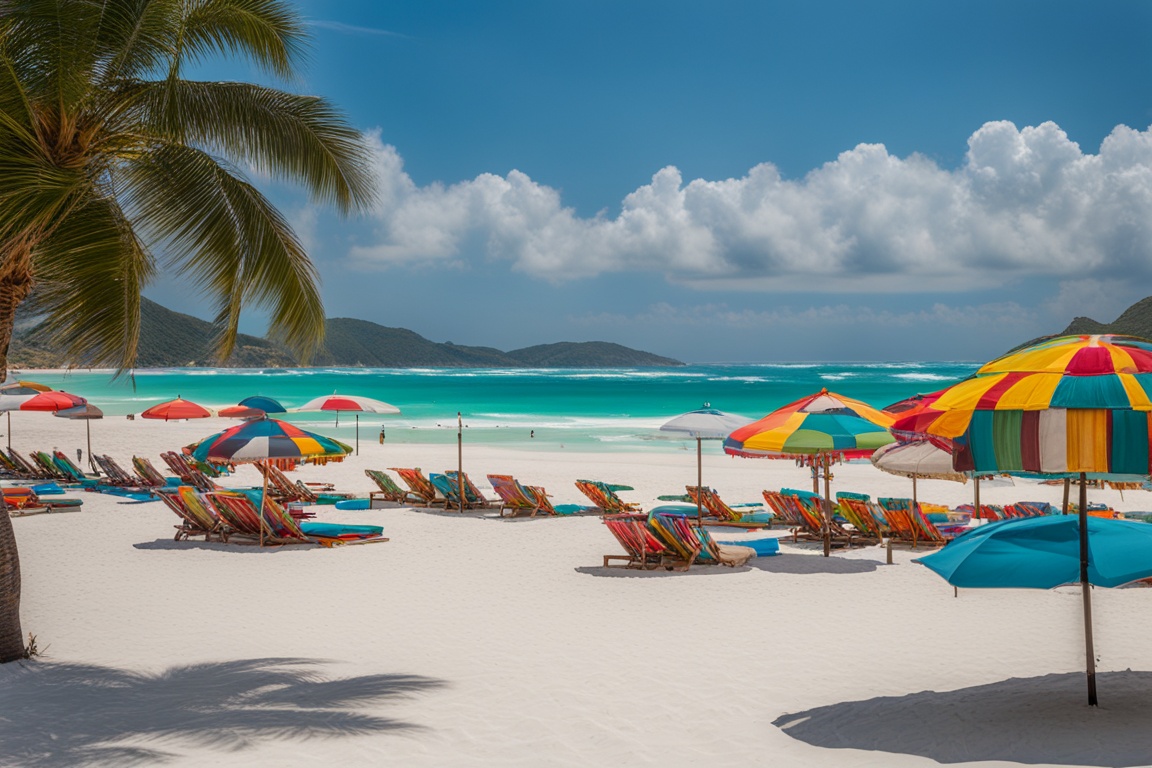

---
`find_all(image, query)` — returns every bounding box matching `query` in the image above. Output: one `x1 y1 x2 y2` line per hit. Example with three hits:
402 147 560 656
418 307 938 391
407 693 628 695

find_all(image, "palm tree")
0 0 377 662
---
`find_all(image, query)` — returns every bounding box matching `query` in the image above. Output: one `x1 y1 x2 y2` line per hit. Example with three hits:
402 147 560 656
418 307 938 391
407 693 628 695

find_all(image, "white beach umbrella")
660 405 753 522
871 439 968 531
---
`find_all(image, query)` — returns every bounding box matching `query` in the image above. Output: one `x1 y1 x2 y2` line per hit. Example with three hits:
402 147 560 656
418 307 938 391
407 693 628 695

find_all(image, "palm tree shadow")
0 657 446 767
774 671 1152 766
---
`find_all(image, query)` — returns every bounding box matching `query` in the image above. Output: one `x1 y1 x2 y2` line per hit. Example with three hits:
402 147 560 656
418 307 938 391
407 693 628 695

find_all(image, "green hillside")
7 300 683 369
1062 296 1152 338
507 341 683 367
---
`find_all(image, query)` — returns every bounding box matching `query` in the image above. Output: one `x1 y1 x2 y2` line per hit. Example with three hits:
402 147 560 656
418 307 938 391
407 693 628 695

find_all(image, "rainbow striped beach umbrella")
723 389 895 460
192 418 351 465
897 334 1152 475
904 333 1152 707
192 417 351 547
725 389 895 556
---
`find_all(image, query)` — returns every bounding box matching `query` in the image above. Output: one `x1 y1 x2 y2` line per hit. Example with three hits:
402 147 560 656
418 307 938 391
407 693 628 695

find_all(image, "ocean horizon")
16 362 979 453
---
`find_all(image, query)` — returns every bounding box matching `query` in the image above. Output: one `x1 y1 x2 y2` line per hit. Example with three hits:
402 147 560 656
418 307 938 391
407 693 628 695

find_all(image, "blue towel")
719 538 780 557
300 522 383 537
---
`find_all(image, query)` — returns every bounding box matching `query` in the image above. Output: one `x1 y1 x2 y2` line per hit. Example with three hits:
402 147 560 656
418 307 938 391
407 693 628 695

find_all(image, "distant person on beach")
76 448 82 465
530 430 535 438
379 427 386 444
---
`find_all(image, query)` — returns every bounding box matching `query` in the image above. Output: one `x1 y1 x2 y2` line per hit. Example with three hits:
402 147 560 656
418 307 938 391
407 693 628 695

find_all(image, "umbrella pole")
1063 477 1071 515
355 414 359 456
458 412 465 511
6 411 9 450
259 459 268 548
696 437 703 526
1079 472 1098 706
822 453 832 558
974 476 981 520
86 420 93 472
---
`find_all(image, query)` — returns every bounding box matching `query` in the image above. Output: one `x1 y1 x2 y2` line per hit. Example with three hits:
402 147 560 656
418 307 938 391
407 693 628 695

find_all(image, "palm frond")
120 140 323 362
93 0 184 83
177 0 305 79
131 80 376 212
30 190 154 370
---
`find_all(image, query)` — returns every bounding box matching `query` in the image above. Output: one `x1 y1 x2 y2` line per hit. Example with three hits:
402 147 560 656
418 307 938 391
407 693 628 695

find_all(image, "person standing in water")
379 426 386 444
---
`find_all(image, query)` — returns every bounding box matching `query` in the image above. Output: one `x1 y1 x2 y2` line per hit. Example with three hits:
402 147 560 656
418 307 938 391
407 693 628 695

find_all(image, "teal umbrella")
916 516 1152 589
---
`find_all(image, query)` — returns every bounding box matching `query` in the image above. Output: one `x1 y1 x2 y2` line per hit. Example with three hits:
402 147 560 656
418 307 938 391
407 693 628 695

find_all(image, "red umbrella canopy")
217 405 265 419
0 390 86 412
140 397 213 421
296 394 400 414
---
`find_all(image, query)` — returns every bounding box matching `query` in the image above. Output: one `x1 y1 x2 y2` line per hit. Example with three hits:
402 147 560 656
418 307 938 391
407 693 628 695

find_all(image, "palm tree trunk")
0 497 23 662
0 252 34 663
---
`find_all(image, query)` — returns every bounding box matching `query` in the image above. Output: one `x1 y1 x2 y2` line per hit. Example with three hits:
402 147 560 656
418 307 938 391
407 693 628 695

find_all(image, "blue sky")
147 0 1152 363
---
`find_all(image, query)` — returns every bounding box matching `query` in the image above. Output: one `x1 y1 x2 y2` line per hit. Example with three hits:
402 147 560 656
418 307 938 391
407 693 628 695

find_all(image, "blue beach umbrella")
916 516 1152 589
237 395 286 414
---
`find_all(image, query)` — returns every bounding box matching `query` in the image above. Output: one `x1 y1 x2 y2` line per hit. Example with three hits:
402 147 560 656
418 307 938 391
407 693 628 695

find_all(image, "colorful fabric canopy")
900 335 1152 475
140 397 212 421
192 417 351 464
217 405 265 419
724 389 895 459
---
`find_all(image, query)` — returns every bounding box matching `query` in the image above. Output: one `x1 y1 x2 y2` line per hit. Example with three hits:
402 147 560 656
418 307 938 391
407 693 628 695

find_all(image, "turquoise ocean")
22 363 980 452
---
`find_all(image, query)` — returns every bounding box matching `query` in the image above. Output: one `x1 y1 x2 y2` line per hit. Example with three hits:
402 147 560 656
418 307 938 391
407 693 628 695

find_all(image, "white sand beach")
4 414 1152 767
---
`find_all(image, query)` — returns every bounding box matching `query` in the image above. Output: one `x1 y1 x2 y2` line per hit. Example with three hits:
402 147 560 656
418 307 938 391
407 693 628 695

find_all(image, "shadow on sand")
746 553 882 575
0 657 445 767
774 671 1152 766
574 564 752 578
132 539 321 553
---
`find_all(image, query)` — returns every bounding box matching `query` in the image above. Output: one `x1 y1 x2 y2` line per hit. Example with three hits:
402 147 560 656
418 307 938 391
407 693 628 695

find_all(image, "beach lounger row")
157 486 387 547
602 509 755 570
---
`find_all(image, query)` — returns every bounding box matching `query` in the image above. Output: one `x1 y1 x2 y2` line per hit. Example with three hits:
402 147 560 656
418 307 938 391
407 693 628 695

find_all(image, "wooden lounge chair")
207 491 386 547
487 474 556 517
602 513 672 569
877 497 964 548
388 467 441 506
761 490 805 529
157 487 225 541
791 493 872 547
978 504 1004 522
93 454 143 487
836 496 888 539
647 508 755 569
686 486 772 528
52 451 95 483
132 456 170 488
575 479 641 514
1005 501 1054 518
3 486 83 515
29 451 66 480
364 469 416 505
0 450 24 478
428 473 471 510
7 448 47 479
161 452 216 491
444 471 497 509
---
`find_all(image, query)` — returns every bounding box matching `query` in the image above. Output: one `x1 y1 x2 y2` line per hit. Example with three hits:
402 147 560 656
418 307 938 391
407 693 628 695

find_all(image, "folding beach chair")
157 487 224 542
2 485 83 515
364 469 416 505
575 480 641 513
487 474 556 517
602 513 671 569
444 471 497 509
686 486 772 528
388 467 441 506
132 456 169 487
29 451 66 480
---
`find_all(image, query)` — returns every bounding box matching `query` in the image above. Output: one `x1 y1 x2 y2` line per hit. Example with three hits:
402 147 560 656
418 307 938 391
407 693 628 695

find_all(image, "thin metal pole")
86 420 93 472
822 453 832 558
696 437 703 525
1080 472 1098 706
355 414 359 455
6 411 9 450
457 412 465 511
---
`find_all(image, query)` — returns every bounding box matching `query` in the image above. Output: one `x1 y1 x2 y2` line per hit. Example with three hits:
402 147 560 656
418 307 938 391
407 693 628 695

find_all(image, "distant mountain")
1062 296 1152 338
10 298 294 368
8 299 683 369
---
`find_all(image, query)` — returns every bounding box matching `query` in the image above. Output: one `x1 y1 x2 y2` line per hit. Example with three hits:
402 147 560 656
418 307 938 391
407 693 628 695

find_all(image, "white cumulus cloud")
348 121 1152 291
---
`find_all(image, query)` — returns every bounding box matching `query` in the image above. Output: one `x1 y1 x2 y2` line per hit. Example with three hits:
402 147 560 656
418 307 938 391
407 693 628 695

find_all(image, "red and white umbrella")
0 388 87 448
295 394 400 455
140 397 213 421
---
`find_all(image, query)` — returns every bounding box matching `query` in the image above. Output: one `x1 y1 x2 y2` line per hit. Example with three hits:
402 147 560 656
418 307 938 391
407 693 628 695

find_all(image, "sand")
3 413 1152 767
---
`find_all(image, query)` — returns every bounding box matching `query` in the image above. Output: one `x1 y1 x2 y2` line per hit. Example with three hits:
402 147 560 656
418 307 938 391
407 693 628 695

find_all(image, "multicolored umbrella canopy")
141 397 212 421
0 380 53 397
724 389 895 459
237 395 286 414
896 335 1152 474
192 417 352 464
